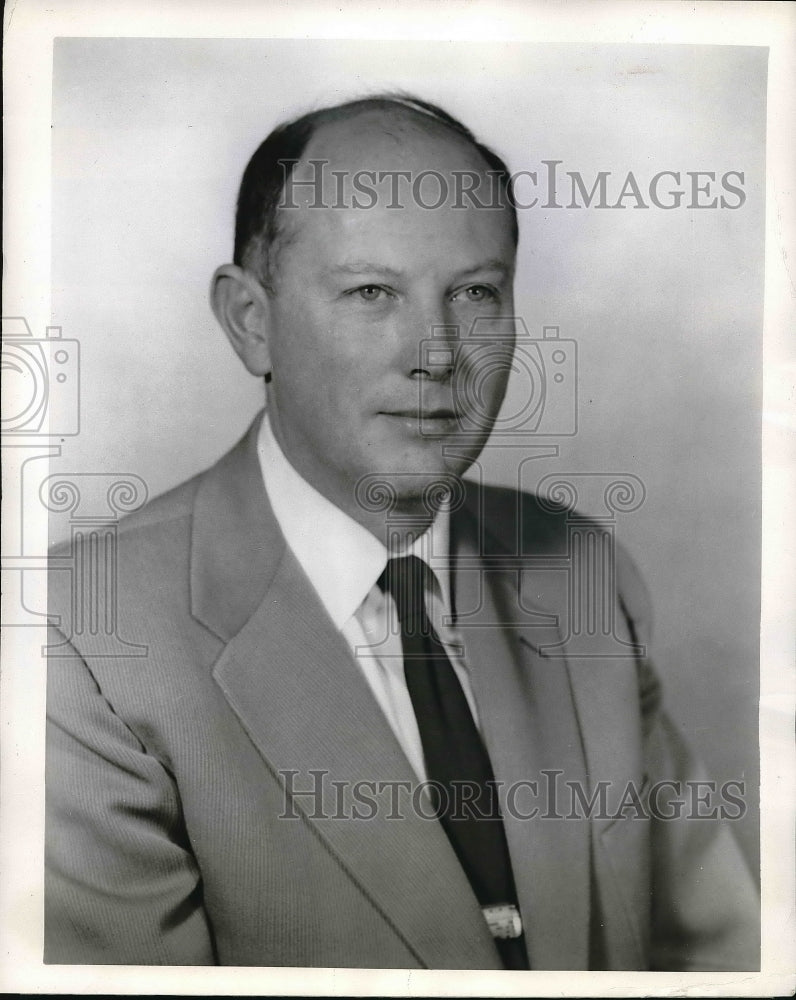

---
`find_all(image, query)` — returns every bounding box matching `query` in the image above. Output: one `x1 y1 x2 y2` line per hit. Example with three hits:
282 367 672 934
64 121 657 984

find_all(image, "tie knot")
378 555 430 632
378 554 427 599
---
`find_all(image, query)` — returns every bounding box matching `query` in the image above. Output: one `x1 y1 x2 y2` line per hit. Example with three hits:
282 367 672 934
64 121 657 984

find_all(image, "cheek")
269 312 334 388
273 331 380 427
274 301 377 374
456 344 514 414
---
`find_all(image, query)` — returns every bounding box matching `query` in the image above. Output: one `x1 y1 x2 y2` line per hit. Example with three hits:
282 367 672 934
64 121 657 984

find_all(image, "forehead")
276 109 515 269
302 108 491 175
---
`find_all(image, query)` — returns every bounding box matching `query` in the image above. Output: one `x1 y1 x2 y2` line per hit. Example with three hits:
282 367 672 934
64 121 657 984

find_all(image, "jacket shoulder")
47 469 202 562
464 480 575 556
47 466 209 632
465 480 653 635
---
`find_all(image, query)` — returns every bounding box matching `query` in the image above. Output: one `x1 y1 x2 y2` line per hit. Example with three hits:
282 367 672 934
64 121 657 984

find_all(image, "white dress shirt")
257 412 480 782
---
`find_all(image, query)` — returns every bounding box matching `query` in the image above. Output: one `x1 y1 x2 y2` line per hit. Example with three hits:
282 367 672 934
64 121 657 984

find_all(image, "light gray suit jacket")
45 414 759 969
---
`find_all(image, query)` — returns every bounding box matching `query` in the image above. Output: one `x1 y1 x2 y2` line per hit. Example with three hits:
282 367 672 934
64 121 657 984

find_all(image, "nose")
408 303 458 383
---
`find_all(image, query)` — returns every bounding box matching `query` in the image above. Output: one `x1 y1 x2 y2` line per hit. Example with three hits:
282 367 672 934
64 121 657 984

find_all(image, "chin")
377 443 480 481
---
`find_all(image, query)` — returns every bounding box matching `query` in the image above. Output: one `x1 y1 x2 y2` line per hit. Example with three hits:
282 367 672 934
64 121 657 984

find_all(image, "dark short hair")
233 94 518 289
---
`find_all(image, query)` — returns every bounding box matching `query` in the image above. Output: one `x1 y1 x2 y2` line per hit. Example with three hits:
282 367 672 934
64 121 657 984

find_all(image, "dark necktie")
378 555 529 970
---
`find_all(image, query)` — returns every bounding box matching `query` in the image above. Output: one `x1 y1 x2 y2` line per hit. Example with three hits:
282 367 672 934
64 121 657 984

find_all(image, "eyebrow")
455 259 512 278
329 259 512 279
330 262 403 278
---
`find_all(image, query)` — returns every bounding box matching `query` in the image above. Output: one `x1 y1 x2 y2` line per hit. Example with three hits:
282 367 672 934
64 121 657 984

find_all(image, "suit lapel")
452 504 591 970
452 488 648 969
190 413 282 642
191 415 500 969
509 493 649 968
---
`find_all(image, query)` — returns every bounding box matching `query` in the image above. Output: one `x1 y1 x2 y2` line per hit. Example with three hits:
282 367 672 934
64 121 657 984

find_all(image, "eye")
354 285 388 302
455 284 498 303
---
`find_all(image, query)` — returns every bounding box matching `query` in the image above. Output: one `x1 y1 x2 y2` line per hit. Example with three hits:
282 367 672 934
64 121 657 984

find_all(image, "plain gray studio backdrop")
49 38 765 872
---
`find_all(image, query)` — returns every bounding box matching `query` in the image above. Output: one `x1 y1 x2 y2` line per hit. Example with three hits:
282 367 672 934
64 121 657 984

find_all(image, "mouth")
379 409 459 433
381 408 458 420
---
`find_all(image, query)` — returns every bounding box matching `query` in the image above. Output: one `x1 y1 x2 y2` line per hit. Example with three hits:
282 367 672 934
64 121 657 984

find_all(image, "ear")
210 264 273 377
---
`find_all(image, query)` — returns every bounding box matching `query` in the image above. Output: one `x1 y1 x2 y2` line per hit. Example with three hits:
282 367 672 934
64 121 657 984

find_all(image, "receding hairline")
269 111 515 281
296 103 501 174
234 93 518 285
294 96 487 144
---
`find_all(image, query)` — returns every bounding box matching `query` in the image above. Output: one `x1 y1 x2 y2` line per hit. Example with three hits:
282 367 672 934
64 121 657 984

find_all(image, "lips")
382 409 457 420
379 409 459 436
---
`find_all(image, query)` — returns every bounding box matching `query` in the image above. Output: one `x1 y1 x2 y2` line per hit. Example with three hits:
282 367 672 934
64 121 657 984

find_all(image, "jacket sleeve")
45 627 216 965
617 548 760 972
645 712 760 971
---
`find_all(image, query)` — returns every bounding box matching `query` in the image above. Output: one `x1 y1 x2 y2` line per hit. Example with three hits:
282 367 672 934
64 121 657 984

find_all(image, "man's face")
262 114 517 519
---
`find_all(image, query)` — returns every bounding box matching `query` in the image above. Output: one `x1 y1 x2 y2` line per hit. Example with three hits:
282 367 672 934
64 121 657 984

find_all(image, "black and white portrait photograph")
1 2 794 996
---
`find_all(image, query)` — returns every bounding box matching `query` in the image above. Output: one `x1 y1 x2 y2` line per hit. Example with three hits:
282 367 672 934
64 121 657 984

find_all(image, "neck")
266 412 439 550
351 496 436 552
311 469 438 550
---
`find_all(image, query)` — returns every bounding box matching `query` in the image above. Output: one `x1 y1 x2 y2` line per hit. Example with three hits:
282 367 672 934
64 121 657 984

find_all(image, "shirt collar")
256 411 451 630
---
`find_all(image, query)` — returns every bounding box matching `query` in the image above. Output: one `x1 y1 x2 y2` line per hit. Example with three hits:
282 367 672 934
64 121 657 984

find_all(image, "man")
45 95 759 969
